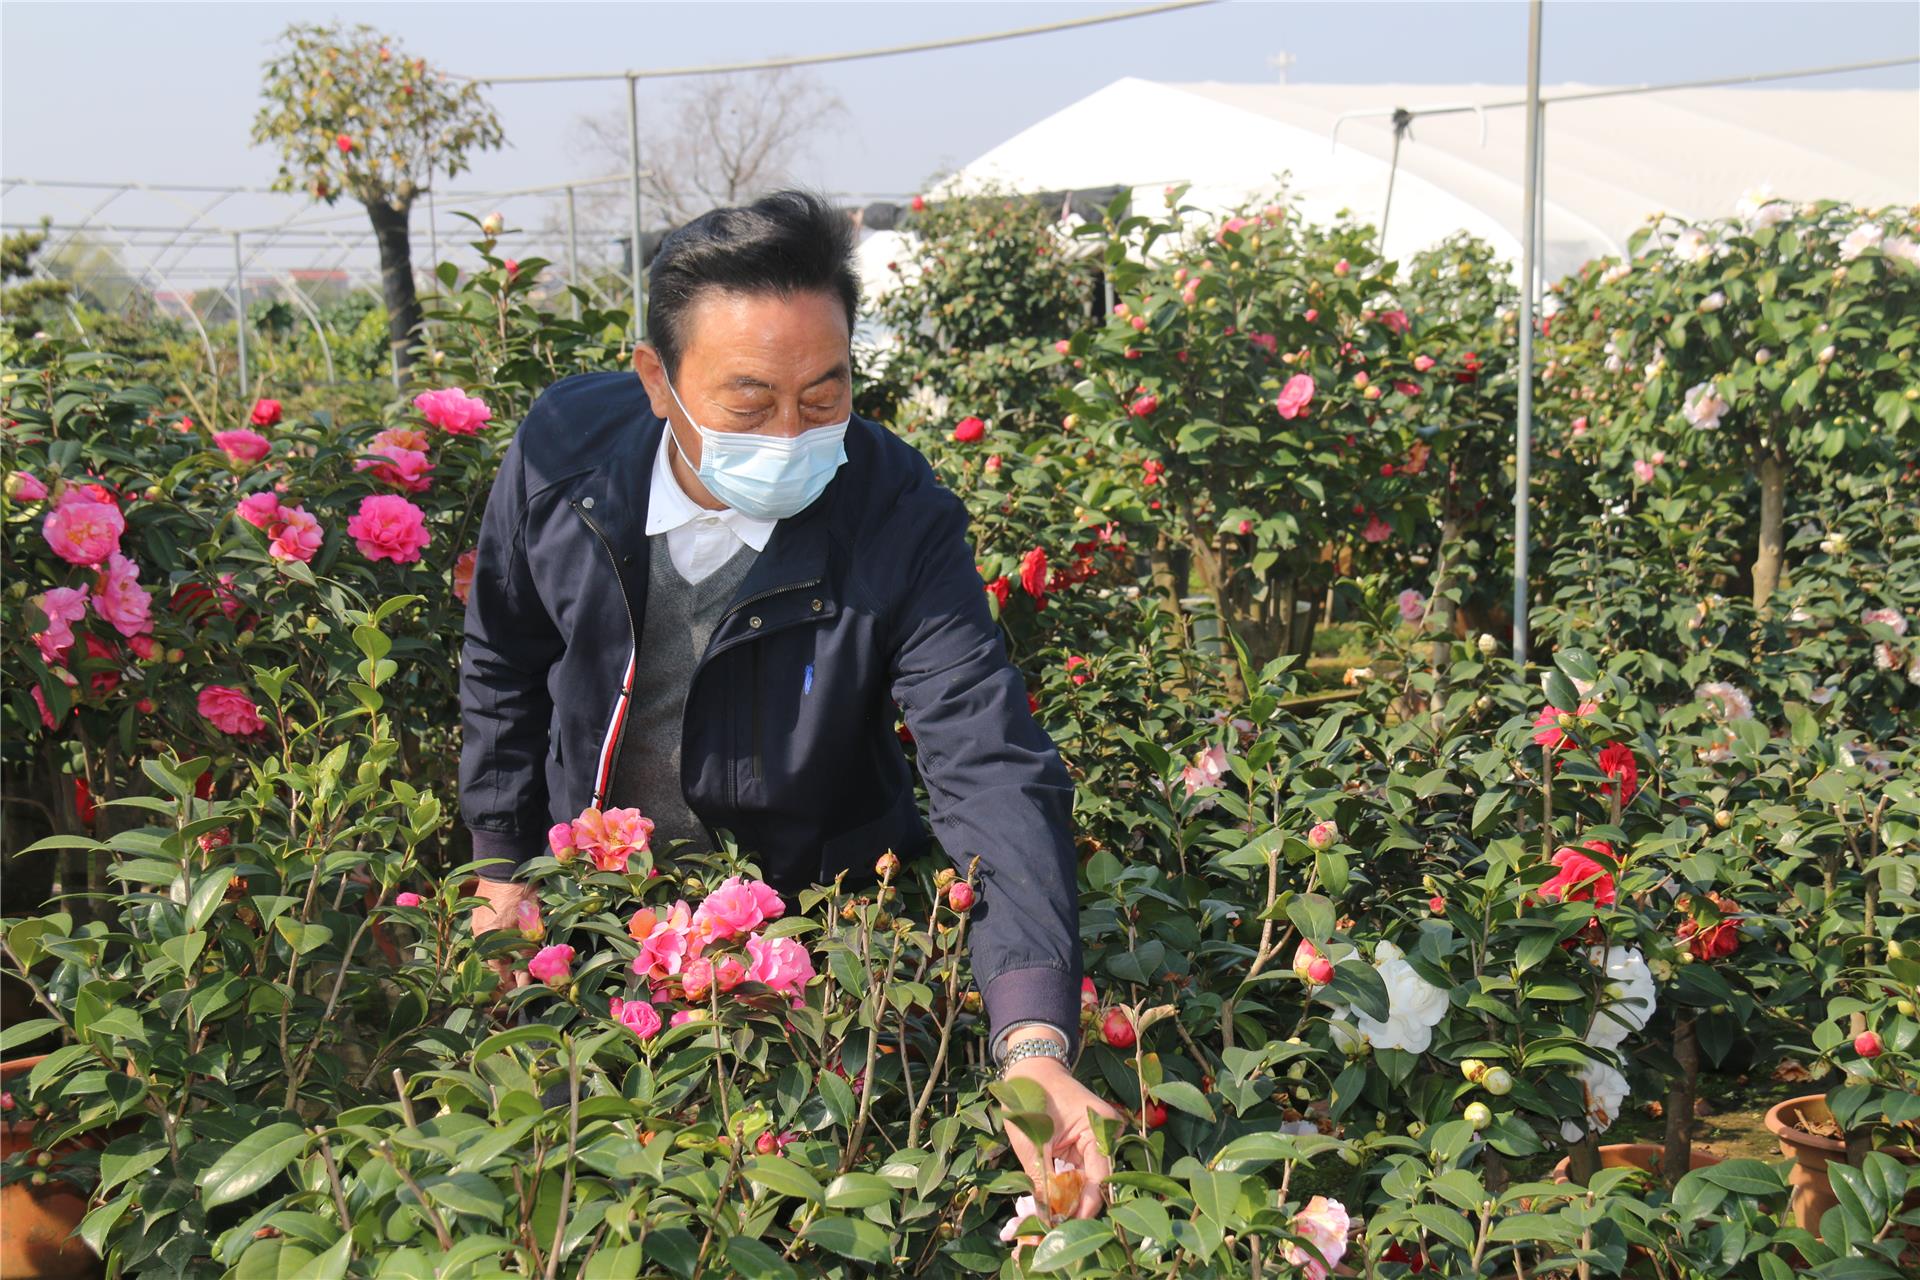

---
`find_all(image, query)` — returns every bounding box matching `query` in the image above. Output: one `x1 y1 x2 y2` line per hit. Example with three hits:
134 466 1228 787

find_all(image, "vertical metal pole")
231 231 249 397
427 189 439 287
1533 107 1548 308
1512 0 1542 666
566 185 581 320
626 73 646 341
1377 109 1410 254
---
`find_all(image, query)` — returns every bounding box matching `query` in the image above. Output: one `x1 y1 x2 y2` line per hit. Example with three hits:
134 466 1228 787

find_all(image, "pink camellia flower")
0 1092 12 1110
1362 516 1392 544
212 429 271 466
631 900 699 980
548 822 578 861
236 491 282 529
1053 340 1070 355
453 548 477 604
527 943 575 985
1397 588 1426 625
8 470 48 501
249 398 283 428
395 891 422 908
92 553 153 638
952 416 986 443
570 805 654 873
1248 331 1278 356
196 685 264 736
371 426 430 454
516 898 545 941
42 498 125 566
1412 355 1436 372
32 586 90 663
31 685 62 730
1081 977 1098 1007
983 455 1002 475
268 506 323 563
1214 216 1249 242
1572 415 1589 436
1285 1196 1352 1280
1333 258 1351 277
1129 393 1160 418
356 443 434 493
1855 1030 1883 1058
669 1009 699 1028
503 258 520 278
609 996 663 1040
1861 607 1909 636
693 875 785 942
1376 309 1410 335
346 494 431 563
128 635 158 661
1633 459 1656 483
744 933 816 995
1275 374 1315 420
682 953 747 1000
414 387 493 435
1307 820 1339 850
1304 308 1319 322
1180 743 1229 799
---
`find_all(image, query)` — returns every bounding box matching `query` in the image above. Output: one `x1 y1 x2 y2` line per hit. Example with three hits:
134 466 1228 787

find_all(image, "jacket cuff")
469 827 544 881
983 965 1082 1060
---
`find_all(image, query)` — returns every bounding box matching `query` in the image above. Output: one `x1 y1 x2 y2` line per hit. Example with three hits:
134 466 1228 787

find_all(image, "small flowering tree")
250 22 505 377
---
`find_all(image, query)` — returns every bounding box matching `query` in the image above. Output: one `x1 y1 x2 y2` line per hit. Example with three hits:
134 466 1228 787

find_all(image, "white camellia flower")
1695 681 1754 722
1908 658 1920 688
1560 1060 1630 1143
1670 227 1713 265
1838 222 1885 262
1810 684 1837 705
1600 262 1632 286
1327 1015 1368 1056
1583 947 1657 1051
1883 235 1920 268
1335 941 1450 1054
1736 184 1792 231
1682 381 1729 430
1698 291 1726 312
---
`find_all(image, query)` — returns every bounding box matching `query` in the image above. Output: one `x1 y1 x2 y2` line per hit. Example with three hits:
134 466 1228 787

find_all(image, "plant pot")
0 1056 104 1279
1549 1141 1724 1184
1766 1093 1920 1237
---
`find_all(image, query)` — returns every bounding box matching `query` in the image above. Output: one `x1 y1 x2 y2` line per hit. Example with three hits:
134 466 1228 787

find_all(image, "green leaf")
1698 1159 1788 1198
799 1216 891 1265
198 1122 309 1209
745 1156 823 1203
1029 1219 1114 1272
1285 892 1335 944
1150 1080 1215 1121
823 1172 893 1209
723 1237 798 1280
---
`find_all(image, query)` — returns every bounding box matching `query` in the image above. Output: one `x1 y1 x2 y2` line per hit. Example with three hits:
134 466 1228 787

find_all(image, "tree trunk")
365 197 422 380
1663 1016 1698 1188
1148 532 1183 618
1753 451 1787 609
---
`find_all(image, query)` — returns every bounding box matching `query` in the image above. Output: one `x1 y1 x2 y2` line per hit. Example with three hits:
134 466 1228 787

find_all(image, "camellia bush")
3 190 1918 1278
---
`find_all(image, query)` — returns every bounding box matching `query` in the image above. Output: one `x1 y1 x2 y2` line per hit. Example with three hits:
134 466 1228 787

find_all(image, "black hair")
645 188 860 379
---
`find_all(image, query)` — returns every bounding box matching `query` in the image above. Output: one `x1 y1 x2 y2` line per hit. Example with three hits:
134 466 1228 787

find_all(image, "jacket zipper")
573 501 638 806
751 642 763 782
693 576 822 810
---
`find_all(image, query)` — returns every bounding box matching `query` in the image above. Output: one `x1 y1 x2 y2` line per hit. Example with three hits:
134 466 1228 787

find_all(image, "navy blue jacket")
457 370 1082 1043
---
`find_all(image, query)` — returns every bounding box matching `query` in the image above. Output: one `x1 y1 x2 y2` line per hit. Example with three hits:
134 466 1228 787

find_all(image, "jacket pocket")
817 783 927 887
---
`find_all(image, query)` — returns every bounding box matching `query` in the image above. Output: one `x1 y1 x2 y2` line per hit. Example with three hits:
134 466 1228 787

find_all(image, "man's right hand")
470 877 539 994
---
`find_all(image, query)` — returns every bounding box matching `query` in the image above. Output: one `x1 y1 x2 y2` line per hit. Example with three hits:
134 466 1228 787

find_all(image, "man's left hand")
1003 1054 1124 1219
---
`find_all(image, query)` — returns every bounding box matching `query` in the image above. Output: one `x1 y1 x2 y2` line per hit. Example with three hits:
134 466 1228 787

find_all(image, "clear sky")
3 1 1915 287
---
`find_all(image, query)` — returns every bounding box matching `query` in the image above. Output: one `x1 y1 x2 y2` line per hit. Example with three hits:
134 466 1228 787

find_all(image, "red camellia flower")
984 574 1012 611
336 134 355 154
1065 655 1088 686
1018 547 1049 601
73 776 96 826
1538 841 1618 907
1101 1008 1137 1049
910 194 926 212
1129 394 1159 418
1855 1031 1883 1058
1531 701 1598 751
249 398 283 428
1455 351 1481 383
1142 459 1165 487
1143 1101 1168 1129
952 416 985 443
1597 742 1639 803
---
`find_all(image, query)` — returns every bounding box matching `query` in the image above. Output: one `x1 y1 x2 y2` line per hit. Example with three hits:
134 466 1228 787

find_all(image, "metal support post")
231 231 249 397
566 185 581 320
626 73 646 341
1512 0 1542 665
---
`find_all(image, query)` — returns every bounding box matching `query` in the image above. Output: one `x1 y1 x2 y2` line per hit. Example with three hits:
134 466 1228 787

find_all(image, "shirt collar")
644 424 777 550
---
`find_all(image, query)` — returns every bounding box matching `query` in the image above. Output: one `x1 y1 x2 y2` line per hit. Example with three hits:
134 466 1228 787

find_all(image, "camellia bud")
1306 820 1338 850
947 881 976 912
166 648 186 664
1887 940 1906 961
1714 809 1733 829
1854 1031 1883 1058
1463 1102 1492 1130
1460 1059 1487 1083
1475 695 1492 711
933 866 956 890
480 211 504 237
1101 1008 1137 1050
1481 1067 1514 1096
1477 633 1498 656
1817 345 1836 364
1406 1120 1426 1139
1895 999 1915 1017
874 851 900 880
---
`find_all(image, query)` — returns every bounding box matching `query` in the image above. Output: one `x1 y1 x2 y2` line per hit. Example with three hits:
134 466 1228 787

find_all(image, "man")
457 189 1117 1215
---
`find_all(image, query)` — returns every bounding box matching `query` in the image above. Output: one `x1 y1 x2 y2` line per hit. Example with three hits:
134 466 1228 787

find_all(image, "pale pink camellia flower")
236 491 282 530
394 892 422 908
42 498 125 567
372 426 431 454
92 553 153 638
346 494 431 564
249 398 283 428
1362 515 1392 544
1651 450 1666 466
268 506 324 563
1571 415 1589 436
1412 355 1435 373
1180 743 1229 799
693 875 785 942
212 429 271 466
453 548 478 604
1682 381 1729 431
1307 820 1339 850
414 387 493 435
1874 643 1899 672
32 586 90 663
1397 588 1426 625
1694 681 1754 723
1284 1196 1352 1280
745 933 816 996
8 470 48 501
1275 373 1315 420
527 943 575 985
1837 222 1884 262
608 996 663 1041
571 805 655 873
1861 607 1909 637
356 444 434 493
196 685 265 736
1633 459 1656 484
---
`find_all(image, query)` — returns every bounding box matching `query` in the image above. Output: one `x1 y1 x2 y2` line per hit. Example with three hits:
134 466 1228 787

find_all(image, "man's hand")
469 877 538 994
1004 1049 1123 1220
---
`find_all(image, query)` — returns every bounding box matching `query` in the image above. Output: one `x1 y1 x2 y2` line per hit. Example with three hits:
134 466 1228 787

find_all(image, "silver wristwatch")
1000 1034 1070 1074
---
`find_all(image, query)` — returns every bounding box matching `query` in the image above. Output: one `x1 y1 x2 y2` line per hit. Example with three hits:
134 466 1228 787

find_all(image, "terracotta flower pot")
1766 1093 1920 1238
1549 1141 1724 1185
0 1056 104 1279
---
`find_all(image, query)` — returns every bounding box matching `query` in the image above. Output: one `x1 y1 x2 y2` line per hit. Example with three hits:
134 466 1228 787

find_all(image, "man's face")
635 288 852 475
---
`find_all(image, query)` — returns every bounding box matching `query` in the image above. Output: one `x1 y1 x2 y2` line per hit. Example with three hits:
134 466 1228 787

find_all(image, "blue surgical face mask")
662 372 849 520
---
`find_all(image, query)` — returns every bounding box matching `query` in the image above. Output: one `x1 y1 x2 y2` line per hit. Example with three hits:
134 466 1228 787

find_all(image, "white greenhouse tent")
910 76 1918 282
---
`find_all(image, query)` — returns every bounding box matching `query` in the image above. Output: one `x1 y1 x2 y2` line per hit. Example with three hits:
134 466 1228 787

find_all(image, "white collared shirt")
644 426 776 584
